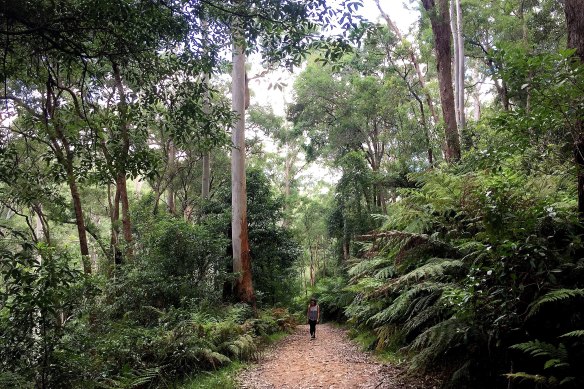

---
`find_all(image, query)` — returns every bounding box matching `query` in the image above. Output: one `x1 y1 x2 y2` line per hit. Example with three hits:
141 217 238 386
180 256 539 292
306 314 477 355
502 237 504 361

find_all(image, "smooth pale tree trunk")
202 73 211 200
167 140 176 214
32 204 50 244
374 0 439 125
231 37 255 305
450 0 465 131
473 92 481 121
450 0 460 128
422 0 461 162
455 0 465 130
565 0 584 219
202 151 211 199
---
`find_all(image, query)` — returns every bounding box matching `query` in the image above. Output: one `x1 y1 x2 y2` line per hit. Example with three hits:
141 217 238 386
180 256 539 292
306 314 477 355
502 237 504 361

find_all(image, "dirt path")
238 324 438 389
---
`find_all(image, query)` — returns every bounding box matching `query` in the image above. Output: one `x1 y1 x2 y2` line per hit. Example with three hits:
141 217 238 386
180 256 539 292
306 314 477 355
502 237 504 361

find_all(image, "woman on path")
307 298 320 339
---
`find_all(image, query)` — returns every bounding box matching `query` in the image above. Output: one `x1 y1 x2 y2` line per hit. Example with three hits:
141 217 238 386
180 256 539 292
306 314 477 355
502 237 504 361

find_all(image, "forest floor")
237 323 440 389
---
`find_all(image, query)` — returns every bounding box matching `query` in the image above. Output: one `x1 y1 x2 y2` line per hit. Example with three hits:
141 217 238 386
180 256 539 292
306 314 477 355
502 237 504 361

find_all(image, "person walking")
307 298 320 339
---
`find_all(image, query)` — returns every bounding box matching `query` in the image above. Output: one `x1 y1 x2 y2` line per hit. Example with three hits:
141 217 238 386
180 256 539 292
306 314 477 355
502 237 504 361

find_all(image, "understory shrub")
343 154 584 388
0 214 297 388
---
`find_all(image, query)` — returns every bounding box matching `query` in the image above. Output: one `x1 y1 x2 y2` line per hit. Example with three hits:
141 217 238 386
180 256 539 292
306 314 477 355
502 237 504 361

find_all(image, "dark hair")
310 298 316 302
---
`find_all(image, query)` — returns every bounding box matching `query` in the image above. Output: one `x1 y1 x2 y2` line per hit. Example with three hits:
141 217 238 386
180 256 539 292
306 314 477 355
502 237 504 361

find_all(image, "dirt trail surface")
238 323 438 389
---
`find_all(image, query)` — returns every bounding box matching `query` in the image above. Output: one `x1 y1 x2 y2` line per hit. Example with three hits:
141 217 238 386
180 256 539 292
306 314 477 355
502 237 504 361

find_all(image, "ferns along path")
3 1 584 389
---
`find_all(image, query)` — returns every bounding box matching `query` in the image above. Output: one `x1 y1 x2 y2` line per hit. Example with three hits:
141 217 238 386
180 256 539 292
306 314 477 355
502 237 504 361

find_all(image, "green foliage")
0 232 89 387
340 138 583 387
527 289 584 318
178 361 244 389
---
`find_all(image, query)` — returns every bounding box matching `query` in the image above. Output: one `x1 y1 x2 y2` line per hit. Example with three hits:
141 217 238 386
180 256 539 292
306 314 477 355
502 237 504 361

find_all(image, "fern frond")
560 330 584 339
99 367 160 389
510 340 569 362
527 288 584 318
348 257 392 278
374 265 396 280
396 259 463 286
505 372 548 384
402 303 445 338
369 282 447 325
409 316 467 370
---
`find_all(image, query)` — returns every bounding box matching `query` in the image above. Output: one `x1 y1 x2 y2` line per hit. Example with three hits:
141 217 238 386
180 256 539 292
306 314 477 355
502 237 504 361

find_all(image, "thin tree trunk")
112 62 133 257
201 68 212 200
116 173 132 255
231 30 255 305
375 0 439 124
45 81 91 273
68 167 91 273
202 151 211 199
422 0 461 162
167 140 176 214
309 247 315 287
32 204 50 244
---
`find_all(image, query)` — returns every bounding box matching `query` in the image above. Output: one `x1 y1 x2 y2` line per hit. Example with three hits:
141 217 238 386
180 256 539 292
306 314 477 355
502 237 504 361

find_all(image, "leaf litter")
238 323 440 388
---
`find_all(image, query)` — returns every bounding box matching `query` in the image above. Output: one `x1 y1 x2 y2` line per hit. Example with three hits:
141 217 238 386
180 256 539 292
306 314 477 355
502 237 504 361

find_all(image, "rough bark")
231 34 255 305
565 0 584 218
422 0 461 162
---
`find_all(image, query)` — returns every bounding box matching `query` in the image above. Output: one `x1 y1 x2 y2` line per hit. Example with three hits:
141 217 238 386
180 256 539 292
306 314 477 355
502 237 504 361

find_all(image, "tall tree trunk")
450 0 460 128
309 247 315 287
422 0 461 162
32 204 50 244
565 0 584 219
116 173 132 255
108 183 122 266
231 32 255 305
455 0 465 131
473 91 481 121
68 165 91 273
202 151 211 199
167 140 176 214
112 62 133 257
201 68 212 200
45 81 91 273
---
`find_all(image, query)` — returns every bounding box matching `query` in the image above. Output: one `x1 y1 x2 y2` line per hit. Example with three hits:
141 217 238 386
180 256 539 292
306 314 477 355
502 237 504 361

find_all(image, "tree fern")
409 317 468 370
368 282 448 325
348 257 391 278
395 258 464 286
401 303 445 339
527 288 584 318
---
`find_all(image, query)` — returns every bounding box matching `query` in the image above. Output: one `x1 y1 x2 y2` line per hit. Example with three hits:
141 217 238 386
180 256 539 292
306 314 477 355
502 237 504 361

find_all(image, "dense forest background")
1 0 584 388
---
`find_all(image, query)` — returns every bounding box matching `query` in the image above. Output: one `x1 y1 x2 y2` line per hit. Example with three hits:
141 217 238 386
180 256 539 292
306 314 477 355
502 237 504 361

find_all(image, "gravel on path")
238 323 439 389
